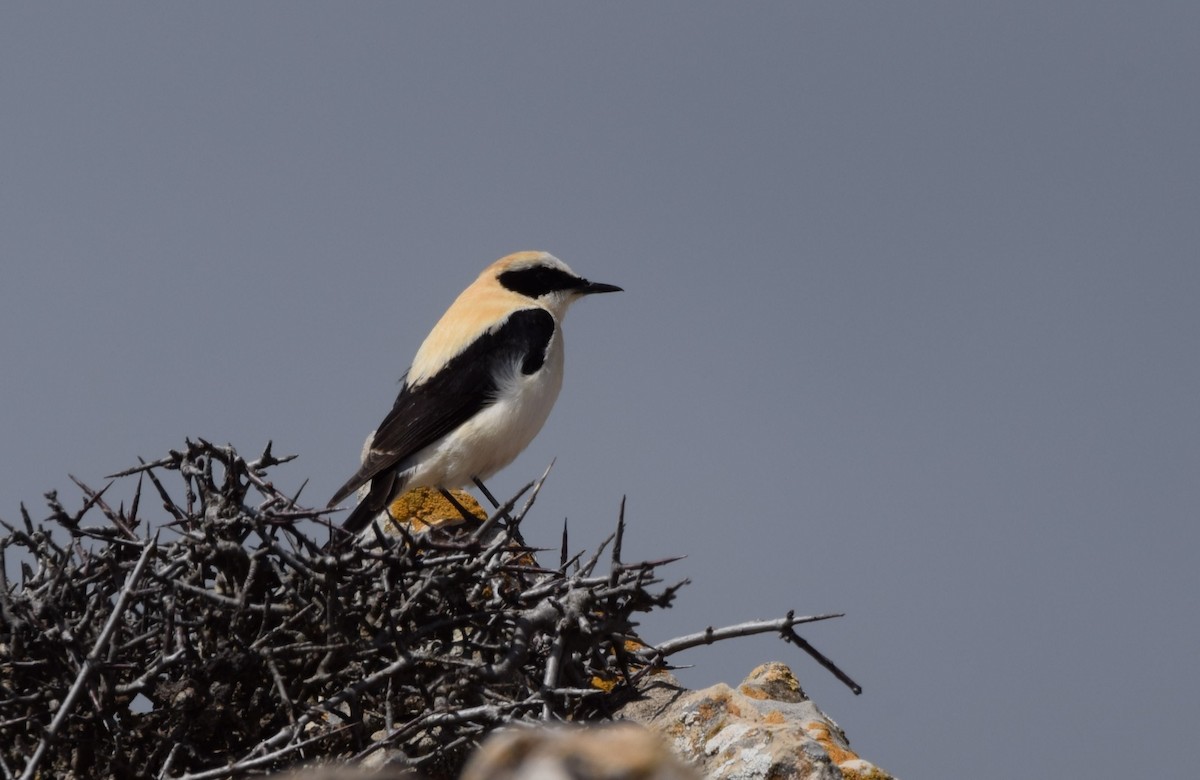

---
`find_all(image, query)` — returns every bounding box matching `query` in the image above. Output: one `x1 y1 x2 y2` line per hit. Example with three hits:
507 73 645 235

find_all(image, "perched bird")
328 251 621 536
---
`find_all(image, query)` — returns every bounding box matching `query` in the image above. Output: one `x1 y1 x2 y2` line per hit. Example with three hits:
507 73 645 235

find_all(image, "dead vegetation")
0 440 854 778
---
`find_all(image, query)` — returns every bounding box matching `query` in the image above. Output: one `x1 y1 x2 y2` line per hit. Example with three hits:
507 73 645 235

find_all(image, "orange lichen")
739 685 769 700
740 662 806 703
383 487 486 535
804 721 859 766
590 675 620 693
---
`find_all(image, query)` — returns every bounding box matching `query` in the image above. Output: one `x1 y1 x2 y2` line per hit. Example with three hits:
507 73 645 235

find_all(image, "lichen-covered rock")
461 724 700 780
622 663 896 780
383 487 486 534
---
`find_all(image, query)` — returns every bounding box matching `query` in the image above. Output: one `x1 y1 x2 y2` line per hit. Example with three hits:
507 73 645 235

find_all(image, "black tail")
324 475 397 551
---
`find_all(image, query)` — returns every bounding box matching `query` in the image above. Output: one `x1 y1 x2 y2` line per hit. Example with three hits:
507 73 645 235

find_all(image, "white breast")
403 327 565 490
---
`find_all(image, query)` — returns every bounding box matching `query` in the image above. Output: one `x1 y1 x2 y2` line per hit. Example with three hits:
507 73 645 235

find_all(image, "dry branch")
0 439 853 778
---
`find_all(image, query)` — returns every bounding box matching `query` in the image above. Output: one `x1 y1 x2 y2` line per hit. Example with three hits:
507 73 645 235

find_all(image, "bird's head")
485 251 622 320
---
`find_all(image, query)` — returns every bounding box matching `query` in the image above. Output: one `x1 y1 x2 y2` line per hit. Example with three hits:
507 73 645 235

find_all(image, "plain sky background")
2 4 1198 778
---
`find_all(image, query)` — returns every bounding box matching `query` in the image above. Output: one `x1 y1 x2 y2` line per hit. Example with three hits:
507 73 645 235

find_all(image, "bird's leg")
472 477 502 509
438 488 479 525
472 477 524 544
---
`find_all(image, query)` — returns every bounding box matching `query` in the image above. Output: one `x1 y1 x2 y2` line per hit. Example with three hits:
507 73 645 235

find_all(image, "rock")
621 663 896 780
461 723 700 780
269 664 895 780
384 487 486 534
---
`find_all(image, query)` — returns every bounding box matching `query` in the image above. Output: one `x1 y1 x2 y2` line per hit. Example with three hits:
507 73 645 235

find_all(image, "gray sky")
3 4 1198 778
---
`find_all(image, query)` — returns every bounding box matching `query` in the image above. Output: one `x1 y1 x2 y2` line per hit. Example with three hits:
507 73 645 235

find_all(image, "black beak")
579 280 623 295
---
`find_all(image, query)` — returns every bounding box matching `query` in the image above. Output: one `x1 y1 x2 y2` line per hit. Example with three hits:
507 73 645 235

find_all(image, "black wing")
328 308 555 520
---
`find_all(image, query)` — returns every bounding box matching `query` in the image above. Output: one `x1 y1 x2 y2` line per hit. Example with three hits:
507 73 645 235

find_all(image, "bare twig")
18 538 157 780
2 440 855 779
782 624 863 695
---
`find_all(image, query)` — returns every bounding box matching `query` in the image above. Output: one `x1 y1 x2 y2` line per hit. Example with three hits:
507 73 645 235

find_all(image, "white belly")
403 331 565 490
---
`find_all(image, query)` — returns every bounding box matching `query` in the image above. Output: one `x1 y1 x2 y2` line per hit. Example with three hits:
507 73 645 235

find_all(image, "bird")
327 251 622 537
